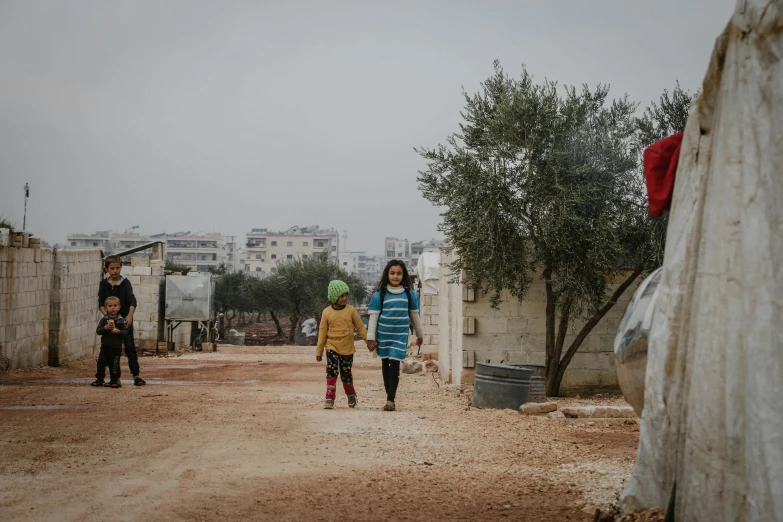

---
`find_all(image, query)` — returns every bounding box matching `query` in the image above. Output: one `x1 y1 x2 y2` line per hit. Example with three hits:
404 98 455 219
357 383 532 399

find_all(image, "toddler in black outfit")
93 296 128 388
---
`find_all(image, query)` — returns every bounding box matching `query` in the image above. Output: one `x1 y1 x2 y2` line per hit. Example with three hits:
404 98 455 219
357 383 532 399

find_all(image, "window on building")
255 254 263 260
271 267 276 273
287 254 293 260
271 254 277 259
245 265 250 271
271 241 277 246
386 251 394 257
256 267 262 272
302 241 309 247
331 246 336 252
71 242 76 246
286 241 293 247
343 262 348 266
93 242 98 246
201 255 207 261
302 255 308 259
316 241 325 248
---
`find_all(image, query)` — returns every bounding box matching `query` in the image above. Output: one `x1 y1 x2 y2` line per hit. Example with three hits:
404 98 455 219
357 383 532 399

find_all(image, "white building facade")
245 226 339 277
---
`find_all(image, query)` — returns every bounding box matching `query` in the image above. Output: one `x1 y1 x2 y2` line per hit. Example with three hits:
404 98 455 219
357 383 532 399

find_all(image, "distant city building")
384 237 410 267
411 238 446 269
244 225 339 277
65 230 151 258
66 230 237 272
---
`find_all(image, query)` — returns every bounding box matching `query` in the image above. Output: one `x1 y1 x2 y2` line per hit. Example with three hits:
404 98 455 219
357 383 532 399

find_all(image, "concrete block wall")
418 294 440 355
120 258 165 351
437 251 638 394
49 250 103 365
0 246 53 369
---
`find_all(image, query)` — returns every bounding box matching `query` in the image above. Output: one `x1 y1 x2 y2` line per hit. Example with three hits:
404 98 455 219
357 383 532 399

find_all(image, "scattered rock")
519 402 558 415
547 410 566 419
401 359 423 374
560 405 636 419
424 360 439 373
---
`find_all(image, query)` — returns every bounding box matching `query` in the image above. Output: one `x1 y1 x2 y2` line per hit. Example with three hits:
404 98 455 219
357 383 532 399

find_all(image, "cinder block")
133 266 152 276
131 257 150 267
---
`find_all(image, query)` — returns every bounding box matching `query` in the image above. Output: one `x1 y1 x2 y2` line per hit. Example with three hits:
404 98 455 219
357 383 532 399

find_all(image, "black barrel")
511 364 547 403
471 362 532 410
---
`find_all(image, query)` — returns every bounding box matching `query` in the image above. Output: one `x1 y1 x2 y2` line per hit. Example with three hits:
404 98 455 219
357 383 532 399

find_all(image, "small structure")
164 274 215 349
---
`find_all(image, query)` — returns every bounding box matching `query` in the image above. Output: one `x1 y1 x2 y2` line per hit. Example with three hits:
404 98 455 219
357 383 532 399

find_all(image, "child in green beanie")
315 280 368 409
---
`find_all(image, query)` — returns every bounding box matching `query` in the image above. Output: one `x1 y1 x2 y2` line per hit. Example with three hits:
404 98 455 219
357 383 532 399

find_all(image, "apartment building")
411 238 446 268
245 225 339 276
163 232 228 273
65 230 151 257
384 237 411 267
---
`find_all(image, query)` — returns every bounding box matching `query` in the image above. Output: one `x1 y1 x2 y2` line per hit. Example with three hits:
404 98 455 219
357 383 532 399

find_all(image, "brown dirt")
0 344 640 521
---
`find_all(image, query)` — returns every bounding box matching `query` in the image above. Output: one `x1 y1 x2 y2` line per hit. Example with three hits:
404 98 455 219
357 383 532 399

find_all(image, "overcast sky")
0 0 735 254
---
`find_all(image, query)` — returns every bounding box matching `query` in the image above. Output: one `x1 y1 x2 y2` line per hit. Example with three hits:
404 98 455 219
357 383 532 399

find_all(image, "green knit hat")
328 280 350 304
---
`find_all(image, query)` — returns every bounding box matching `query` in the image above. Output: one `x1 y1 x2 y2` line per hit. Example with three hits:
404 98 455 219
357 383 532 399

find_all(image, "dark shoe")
348 394 357 408
106 381 122 389
134 377 146 386
383 401 396 411
90 379 105 387
323 399 334 409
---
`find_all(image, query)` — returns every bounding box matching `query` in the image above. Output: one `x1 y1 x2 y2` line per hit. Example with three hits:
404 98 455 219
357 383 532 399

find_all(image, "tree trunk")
269 310 284 337
226 311 236 328
288 314 300 344
546 301 571 396
543 266 557 389
256 311 262 322
549 266 645 397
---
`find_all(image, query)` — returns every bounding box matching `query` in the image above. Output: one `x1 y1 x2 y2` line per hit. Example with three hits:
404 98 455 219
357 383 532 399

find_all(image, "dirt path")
0 345 638 521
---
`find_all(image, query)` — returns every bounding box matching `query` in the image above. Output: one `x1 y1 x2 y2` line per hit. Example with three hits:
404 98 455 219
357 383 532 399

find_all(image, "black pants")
381 358 401 402
98 347 122 383
96 326 140 380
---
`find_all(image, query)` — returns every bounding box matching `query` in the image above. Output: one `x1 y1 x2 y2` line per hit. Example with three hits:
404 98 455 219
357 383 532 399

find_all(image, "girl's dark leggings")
381 358 401 402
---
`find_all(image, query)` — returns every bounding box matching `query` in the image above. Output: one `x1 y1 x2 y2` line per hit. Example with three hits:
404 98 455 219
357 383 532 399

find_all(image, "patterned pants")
325 350 355 399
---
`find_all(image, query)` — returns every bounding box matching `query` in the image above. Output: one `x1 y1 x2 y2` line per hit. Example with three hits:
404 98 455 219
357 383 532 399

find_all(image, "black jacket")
96 314 128 349
98 277 137 318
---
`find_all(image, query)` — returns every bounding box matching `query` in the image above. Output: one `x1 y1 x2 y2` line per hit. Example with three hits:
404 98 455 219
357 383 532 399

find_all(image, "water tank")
471 362 532 410
511 364 547 403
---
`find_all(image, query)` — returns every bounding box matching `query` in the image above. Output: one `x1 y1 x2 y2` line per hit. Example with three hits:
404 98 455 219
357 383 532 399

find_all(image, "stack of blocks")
418 294 440 357
0 246 53 369
121 257 165 352
50 249 103 366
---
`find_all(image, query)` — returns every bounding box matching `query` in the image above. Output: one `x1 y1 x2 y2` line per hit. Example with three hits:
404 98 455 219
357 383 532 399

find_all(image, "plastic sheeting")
415 252 441 295
620 2 783 520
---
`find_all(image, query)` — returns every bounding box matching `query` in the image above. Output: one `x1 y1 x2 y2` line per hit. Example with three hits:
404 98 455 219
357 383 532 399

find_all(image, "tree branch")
555 266 644 384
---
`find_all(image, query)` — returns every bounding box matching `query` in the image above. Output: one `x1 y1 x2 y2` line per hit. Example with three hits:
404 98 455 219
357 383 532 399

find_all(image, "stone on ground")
560 406 636 419
401 359 423 374
519 401 558 415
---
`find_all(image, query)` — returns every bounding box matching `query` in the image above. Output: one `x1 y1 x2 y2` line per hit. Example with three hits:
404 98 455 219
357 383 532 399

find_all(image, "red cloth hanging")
644 132 684 216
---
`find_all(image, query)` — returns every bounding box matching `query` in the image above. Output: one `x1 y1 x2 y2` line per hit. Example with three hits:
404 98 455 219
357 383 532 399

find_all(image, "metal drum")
512 364 547 402
471 362 532 410
614 267 662 416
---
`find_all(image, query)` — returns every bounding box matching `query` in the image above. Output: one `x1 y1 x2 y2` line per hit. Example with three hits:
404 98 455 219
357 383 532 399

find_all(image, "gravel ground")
0 343 639 521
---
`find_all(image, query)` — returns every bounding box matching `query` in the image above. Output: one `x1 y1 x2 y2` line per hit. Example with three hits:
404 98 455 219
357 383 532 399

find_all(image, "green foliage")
417 61 696 395
207 262 229 276
165 258 191 275
212 253 368 342
0 215 14 230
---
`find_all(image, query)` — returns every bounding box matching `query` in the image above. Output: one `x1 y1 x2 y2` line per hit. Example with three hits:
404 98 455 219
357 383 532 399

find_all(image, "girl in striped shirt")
366 260 423 411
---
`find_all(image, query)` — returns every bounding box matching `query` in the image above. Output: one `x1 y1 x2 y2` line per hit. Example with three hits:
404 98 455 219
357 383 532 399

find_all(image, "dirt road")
0 345 638 521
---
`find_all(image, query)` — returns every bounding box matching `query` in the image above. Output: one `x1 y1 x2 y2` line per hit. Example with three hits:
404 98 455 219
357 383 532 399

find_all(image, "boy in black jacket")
95 296 128 388
94 255 146 386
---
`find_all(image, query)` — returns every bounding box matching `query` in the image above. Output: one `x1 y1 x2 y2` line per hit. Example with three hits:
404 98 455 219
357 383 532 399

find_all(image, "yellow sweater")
315 305 367 357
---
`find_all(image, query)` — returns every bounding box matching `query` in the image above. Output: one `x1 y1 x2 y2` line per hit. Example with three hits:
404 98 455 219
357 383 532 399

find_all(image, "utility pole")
23 183 29 230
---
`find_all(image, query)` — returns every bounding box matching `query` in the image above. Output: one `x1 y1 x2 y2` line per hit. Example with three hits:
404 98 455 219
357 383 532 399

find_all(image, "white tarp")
620 2 783 520
415 252 441 295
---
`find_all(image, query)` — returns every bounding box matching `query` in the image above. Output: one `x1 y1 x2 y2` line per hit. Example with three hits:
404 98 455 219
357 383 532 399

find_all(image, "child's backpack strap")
378 288 387 315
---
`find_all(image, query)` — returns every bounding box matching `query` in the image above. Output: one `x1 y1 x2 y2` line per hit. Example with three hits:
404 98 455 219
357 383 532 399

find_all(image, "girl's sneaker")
383 401 396 411
347 394 357 408
323 399 334 409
